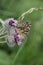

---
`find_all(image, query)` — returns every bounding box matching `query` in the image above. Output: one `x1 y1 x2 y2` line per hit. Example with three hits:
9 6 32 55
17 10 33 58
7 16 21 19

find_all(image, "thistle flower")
14 34 22 45
0 19 31 47
3 18 18 31
0 18 31 47
6 32 22 47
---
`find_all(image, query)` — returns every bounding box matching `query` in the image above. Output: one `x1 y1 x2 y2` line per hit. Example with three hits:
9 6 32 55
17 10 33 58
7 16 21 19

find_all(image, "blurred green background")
0 0 43 65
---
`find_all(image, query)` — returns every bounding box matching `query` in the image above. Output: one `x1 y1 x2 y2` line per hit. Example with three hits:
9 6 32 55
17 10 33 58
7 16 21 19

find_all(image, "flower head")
3 18 18 31
14 34 22 45
6 27 22 47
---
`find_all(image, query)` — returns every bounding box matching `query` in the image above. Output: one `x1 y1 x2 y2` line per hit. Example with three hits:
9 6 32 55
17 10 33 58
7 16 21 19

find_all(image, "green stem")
0 30 7 36
11 40 27 65
18 8 43 21
0 41 6 44
0 28 4 32
0 35 7 39
0 19 4 26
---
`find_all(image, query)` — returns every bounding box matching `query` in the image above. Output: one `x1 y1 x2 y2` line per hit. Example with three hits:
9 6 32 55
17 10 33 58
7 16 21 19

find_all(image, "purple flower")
6 34 22 47
1 18 22 47
3 18 17 30
14 34 22 45
6 27 22 47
